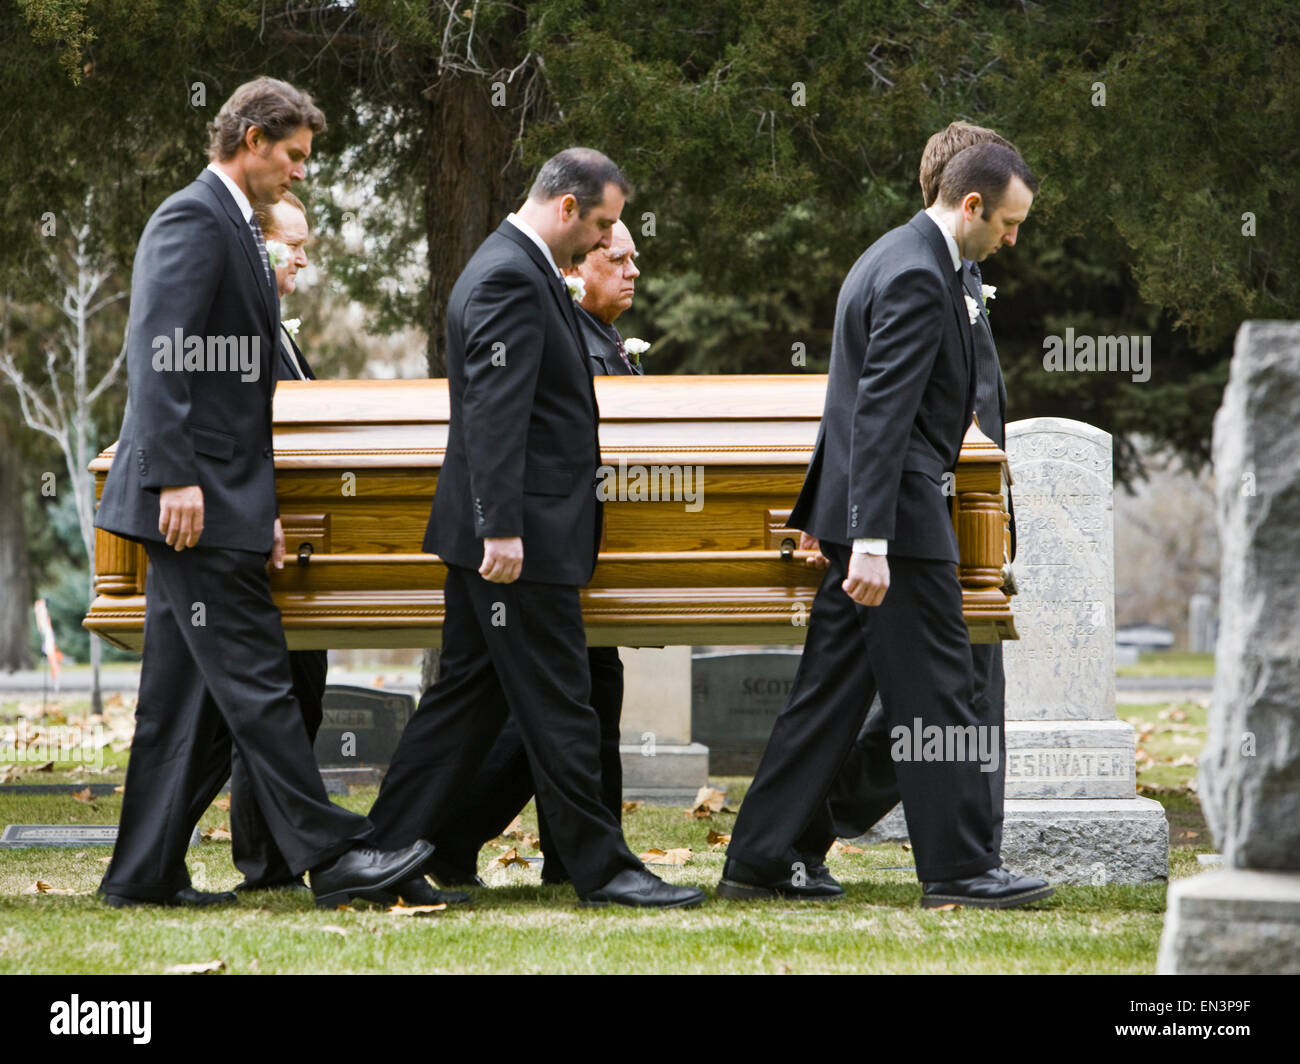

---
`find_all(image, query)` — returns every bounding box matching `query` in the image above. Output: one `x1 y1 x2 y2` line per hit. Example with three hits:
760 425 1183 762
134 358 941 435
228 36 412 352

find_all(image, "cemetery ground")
0 669 1209 975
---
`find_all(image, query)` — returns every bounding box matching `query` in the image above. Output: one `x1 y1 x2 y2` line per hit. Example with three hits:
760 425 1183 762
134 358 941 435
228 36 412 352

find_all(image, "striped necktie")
248 214 272 286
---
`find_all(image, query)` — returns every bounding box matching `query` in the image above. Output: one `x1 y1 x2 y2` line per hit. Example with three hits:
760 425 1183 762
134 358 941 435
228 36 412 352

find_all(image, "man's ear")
962 191 983 219
559 193 579 222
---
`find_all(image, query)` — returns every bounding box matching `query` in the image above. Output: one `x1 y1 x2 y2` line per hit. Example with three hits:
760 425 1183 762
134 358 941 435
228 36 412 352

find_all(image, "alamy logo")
151 328 261 382
596 458 704 512
890 719 1001 773
1042 329 1150 383
49 996 151 1044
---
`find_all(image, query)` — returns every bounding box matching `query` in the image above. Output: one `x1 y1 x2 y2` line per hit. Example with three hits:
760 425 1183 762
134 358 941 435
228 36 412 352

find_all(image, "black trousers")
367 565 640 894
823 643 1005 853
726 543 999 884
427 646 623 883
101 545 368 901
229 649 329 885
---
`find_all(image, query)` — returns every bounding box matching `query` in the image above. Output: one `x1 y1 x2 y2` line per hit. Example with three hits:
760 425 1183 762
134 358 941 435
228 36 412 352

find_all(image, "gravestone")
619 646 708 803
313 685 414 768
1188 592 1215 654
0 824 201 847
1159 321 1300 973
999 417 1167 883
691 649 801 774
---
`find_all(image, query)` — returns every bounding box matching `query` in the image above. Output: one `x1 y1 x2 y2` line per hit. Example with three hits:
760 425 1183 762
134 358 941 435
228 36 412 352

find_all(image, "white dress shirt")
205 162 253 223
506 212 562 278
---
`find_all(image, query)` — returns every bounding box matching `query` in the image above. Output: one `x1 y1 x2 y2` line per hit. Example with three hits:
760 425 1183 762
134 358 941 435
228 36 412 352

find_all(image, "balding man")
423 221 645 889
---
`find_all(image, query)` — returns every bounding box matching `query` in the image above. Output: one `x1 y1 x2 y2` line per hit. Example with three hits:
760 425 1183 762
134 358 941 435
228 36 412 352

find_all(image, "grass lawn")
0 697 1212 974
1115 651 1215 678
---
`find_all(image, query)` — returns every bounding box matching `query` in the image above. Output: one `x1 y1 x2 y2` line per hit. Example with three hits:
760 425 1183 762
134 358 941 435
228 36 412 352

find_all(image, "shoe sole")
314 845 435 910
921 885 1055 909
579 892 705 910
716 879 843 901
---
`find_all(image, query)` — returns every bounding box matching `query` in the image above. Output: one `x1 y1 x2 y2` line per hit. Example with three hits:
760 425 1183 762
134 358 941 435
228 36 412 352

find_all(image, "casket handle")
297 542 314 567
779 537 796 561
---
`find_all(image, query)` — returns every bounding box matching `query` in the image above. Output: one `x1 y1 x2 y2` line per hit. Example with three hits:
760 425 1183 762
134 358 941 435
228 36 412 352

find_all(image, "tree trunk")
422 70 527 378
0 417 32 670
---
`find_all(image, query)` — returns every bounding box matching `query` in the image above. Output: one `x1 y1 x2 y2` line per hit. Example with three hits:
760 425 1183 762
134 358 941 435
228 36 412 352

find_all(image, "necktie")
248 214 272 287
610 327 634 373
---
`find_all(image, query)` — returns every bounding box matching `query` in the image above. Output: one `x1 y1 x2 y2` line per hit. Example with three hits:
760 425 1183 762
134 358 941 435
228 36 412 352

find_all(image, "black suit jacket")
425 221 602 586
95 169 281 552
788 210 974 562
575 303 641 376
962 265 1016 562
276 325 315 381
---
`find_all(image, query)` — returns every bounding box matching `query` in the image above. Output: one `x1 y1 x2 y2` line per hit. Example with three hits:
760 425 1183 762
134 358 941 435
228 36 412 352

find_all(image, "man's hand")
480 536 523 583
799 531 830 571
158 485 204 550
270 517 286 570
843 552 889 606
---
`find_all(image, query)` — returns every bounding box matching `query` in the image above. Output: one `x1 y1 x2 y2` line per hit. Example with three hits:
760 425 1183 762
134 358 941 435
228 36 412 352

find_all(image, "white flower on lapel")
282 317 301 338
265 240 291 270
564 274 586 303
623 337 651 366
964 293 980 325
981 283 997 314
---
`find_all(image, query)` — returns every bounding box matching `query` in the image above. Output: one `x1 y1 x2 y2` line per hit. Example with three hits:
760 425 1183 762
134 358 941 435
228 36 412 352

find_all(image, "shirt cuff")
852 538 888 556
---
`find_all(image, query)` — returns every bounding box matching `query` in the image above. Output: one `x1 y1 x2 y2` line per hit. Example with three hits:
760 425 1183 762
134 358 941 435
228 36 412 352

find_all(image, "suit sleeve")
849 265 946 540
460 266 545 538
128 196 224 489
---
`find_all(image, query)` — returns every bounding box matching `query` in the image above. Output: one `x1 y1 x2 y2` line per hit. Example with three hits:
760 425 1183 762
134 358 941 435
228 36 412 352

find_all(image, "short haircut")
528 147 631 216
253 190 306 240
937 142 1040 218
919 122 1014 208
207 77 326 162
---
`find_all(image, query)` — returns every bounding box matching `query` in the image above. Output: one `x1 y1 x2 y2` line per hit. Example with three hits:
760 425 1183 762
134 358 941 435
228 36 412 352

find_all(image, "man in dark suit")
367 149 703 909
419 219 643 888
819 122 1020 857
720 142 1052 909
94 77 431 909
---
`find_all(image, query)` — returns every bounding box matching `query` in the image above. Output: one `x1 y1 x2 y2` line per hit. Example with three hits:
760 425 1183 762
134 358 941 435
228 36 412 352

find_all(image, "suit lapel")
911 212 975 418
197 170 280 338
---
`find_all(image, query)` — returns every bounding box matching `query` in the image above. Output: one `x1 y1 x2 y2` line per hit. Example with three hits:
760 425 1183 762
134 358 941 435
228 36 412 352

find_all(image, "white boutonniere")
981 283 996 314
964 293 980 325
564 274 586 302
623 337 651 366
282 317 301 338
265 240 291 271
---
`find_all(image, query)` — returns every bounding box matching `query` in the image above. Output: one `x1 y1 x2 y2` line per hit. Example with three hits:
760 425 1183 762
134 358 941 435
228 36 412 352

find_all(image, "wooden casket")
84 375 1017 650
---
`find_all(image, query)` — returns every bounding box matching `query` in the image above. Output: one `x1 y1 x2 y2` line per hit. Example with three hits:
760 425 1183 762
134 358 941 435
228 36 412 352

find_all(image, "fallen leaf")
214 796 231 811
32 761 54 773
621 800 644 813
501 815 524 838
493 848 529 869
830 841 865 855
1185 830 1200 839
518 832 541 851
639 847 692 866
165 960 225 975
388 903 447 916
929 903 960 911
706 829 731 848
320 924 349 936
25 880 52 893
113 785 125 794
900 842 911 852
72 787 95 804
201 823 232 842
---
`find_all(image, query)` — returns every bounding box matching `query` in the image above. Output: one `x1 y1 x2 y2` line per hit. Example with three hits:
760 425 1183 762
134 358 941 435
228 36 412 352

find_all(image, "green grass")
1115 651 1215 678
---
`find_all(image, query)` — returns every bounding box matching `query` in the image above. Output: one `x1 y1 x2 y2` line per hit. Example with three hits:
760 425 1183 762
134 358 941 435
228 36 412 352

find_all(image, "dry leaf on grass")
621 800 644 813
493 848 530 869
501 815 524 837
113 785 125 794
320 925 349 936
201 823 232 842
165 960 224 975
32 761 54 773
829 841 865 855
72 787 96 804
706 829 731 848
687 785 734 819
929 903 960 911
639 847 692 866
213 796 231 811
388 903 447 917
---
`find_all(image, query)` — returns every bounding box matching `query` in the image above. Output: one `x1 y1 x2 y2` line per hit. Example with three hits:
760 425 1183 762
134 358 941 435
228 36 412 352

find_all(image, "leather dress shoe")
717 858 844 900
357 875 471 907
921 866 1054 909
233 877 310 893
310 839 434 909
101 886 237 909
580 868 705 909
424 855 486 889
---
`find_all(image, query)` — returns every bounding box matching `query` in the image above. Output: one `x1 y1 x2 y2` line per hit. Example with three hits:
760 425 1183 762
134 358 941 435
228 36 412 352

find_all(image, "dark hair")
528 147 631 215
253 190 306 239
919 122 1015 208
937 142 1039 218
207 77 326 162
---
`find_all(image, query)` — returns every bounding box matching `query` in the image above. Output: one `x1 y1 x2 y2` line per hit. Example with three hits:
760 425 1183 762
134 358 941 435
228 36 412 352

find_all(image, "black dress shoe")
423 855 486 889
717 858 845 900
921 866 1054 909
580 868 705 909
233 877 310 893
357 875 472 907
101 886 238 909
310 839 434 909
